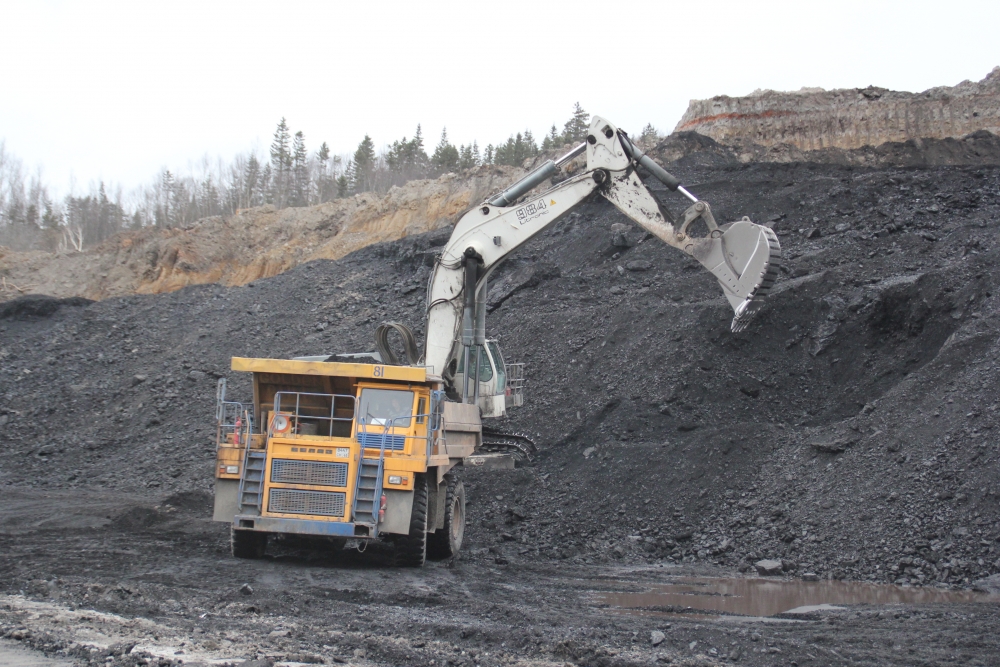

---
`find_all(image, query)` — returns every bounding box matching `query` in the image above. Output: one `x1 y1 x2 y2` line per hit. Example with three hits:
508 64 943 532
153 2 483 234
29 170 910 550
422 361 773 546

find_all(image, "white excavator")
379 115 780 420
213 115 780 565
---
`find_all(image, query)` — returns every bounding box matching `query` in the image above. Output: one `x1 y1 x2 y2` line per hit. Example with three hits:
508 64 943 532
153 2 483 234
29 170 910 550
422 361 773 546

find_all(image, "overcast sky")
2 0 998 196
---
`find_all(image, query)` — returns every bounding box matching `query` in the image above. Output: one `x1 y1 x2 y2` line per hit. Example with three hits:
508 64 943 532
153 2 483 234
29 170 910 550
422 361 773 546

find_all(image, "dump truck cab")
213 356 478 566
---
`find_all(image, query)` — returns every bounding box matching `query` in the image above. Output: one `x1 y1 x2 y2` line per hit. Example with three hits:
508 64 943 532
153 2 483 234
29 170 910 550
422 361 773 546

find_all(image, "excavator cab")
453 339 522 417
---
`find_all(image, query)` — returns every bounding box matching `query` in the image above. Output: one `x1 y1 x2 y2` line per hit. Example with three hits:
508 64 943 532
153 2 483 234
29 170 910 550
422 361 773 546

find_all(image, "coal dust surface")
2 157 1000 665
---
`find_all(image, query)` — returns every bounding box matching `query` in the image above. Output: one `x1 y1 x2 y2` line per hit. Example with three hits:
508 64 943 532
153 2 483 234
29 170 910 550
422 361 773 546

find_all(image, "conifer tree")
269 118 292 207
291 130 309 206
351 136 376 193
431 128 459 174
562 102 590 144
316 142 332 202
243 155 261 208
41 201 60 230
260 164 273 204
524 129 537 150
458 144 474 171
156 170 175 227
198 176 220 217
493 131 538 167
412 125 426 168
638 123 660 148
542 124 561 150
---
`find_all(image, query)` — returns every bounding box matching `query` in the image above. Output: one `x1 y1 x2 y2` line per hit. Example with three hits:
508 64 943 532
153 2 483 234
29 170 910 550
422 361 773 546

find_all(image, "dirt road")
1 488 998 667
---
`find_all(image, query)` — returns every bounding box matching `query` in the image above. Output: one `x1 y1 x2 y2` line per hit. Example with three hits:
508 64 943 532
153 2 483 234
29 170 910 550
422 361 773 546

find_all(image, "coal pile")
2 158 1000 589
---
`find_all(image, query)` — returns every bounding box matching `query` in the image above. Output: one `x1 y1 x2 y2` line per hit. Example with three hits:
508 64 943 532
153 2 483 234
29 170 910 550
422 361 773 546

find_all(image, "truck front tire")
393 473 428 567
428 475 465 560
231 528 267 559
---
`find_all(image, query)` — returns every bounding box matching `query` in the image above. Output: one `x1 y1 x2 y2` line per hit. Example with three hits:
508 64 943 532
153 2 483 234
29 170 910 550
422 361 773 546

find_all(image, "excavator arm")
423 115 781 391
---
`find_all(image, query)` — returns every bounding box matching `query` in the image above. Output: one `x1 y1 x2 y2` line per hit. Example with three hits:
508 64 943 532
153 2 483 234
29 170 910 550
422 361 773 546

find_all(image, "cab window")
456 346 493 382
358 388 414 427
487 341 506 391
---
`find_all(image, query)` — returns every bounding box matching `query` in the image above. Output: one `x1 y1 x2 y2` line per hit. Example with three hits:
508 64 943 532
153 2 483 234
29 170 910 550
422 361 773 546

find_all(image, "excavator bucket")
716 220 782 332
678 216 781 332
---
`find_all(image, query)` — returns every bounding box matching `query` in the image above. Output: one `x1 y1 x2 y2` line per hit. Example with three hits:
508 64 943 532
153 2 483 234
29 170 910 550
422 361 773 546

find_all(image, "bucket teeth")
731 300 764 332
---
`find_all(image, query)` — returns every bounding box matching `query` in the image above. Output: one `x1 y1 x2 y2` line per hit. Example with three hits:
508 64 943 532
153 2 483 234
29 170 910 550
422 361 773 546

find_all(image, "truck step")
352 459 383 526
237 451 268 512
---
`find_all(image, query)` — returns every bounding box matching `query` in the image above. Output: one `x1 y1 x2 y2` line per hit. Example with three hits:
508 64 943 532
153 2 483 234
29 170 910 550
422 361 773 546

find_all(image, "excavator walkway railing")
505 363 525 408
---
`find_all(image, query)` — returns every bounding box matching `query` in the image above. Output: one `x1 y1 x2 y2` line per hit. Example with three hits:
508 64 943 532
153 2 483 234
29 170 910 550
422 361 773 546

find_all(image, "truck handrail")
356 410 436 459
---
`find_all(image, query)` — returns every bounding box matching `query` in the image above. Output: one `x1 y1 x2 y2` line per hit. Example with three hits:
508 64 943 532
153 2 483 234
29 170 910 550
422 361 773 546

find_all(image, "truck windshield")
358 388 414 427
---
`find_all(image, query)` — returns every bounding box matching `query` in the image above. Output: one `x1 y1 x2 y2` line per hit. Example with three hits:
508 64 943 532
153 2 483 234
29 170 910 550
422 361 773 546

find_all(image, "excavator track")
480 427 537 461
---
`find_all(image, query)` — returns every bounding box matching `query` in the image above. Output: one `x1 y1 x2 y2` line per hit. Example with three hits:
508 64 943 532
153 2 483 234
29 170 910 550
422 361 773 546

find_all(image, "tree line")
0 104 662 252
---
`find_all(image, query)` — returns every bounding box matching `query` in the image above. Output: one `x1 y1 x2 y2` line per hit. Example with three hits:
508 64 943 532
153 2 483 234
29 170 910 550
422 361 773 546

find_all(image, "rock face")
676 67 1000 150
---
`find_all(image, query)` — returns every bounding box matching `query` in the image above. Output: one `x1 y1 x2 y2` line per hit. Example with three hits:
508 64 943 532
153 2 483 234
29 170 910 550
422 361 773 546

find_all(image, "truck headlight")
388 475 402 485
226 465 239 474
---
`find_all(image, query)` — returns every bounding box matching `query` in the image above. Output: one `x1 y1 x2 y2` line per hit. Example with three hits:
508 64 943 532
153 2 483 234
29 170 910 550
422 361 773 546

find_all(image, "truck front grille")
356 433 406 450
268 489 346 517
271 459 348 487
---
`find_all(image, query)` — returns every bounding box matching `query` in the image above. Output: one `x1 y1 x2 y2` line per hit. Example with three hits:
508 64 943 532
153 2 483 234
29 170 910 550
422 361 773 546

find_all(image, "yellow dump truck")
213 357 481 566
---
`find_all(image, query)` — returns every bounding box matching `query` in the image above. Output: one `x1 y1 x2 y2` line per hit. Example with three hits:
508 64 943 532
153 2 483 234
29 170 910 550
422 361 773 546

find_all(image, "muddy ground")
2 151 1000 664
1 488 999 667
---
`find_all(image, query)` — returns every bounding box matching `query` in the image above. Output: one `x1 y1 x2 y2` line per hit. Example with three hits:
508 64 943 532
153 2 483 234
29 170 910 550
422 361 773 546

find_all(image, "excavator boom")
423 116 781 396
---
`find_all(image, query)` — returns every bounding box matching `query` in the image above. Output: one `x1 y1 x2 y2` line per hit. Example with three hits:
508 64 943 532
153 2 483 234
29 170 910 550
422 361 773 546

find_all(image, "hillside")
0 165 524 301
4 125 1000 305
4 139 1000 667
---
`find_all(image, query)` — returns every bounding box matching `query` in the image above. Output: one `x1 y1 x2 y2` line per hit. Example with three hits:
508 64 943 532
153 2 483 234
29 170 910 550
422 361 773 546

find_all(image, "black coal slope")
2 161 999 587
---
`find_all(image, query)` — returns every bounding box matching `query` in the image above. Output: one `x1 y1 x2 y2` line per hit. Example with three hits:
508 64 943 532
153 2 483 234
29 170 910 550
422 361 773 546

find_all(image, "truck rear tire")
231 528 267 559
393 473 428 567
428 475 465 560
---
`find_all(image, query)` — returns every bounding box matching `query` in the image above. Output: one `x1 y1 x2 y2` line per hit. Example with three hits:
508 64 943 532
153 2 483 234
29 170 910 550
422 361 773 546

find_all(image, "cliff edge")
676 67 1000 150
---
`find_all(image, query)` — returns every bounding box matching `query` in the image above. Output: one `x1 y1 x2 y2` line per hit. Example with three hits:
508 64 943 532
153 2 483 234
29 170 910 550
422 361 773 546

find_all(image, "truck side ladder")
238 450 266 513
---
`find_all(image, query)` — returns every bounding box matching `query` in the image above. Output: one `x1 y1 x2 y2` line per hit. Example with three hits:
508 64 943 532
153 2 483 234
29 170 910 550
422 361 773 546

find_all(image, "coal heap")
2 157 999 587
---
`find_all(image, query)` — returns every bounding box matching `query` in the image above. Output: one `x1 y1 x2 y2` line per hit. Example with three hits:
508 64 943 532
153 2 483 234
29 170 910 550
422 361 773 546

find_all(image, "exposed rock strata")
676 67 1000 150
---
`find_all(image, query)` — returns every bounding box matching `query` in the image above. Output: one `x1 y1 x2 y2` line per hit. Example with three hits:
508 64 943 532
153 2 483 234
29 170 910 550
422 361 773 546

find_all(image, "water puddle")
594 577 1000 618
0 640 74 667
